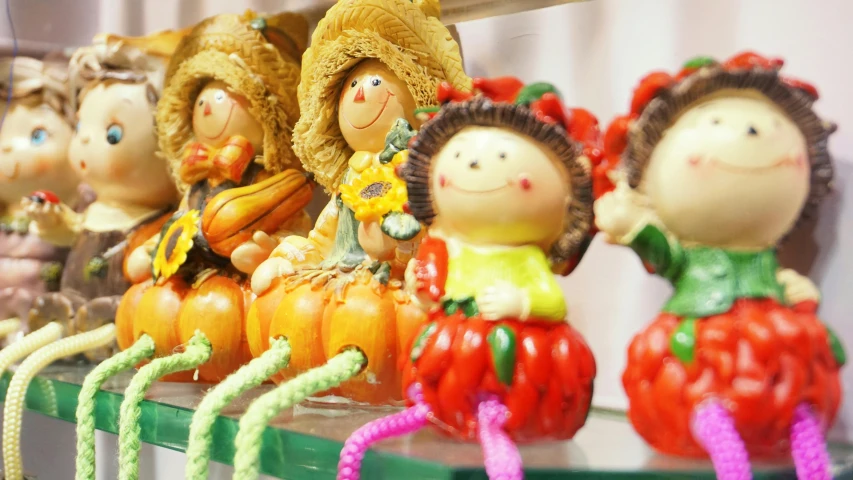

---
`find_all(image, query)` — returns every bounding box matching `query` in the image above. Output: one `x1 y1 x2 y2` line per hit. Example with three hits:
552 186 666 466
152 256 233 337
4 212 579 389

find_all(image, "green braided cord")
118 333 211 480
76 335 155 480
232 348 366 480
185 337 292 480
32 376 58 416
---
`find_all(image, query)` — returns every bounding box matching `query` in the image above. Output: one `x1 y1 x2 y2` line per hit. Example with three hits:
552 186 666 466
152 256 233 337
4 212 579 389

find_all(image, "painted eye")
351 79 358 88
198 99 204 107
214 91 225 102
371 78 381 87
30 128 48 146
712 118 721 125
498 152 507 160
455 151 461 158
106 124 123 145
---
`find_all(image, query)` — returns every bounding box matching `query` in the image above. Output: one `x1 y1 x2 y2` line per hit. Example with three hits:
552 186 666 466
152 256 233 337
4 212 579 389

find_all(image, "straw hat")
68 28 188 110
0 57 72 122
295 0 471 192
157 10 307 191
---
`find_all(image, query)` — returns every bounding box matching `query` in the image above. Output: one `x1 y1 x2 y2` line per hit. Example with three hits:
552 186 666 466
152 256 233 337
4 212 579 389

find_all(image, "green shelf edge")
1 371 852 480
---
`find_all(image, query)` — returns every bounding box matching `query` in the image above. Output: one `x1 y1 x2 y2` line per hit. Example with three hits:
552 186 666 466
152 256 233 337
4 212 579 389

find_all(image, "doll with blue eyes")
0 57 83 341
23 33 182 360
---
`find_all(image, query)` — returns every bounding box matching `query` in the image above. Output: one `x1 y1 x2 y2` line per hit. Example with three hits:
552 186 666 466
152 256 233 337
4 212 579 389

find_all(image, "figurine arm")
522 250 568 321
627 224 685 281
25 200 83 247
776 268 821 306
125 233 159 283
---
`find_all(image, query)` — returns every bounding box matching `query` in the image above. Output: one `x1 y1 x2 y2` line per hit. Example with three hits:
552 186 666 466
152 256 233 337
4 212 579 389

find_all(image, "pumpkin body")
253 269 427 404
115 280 148 351
403 313 595 442
623 299 842 459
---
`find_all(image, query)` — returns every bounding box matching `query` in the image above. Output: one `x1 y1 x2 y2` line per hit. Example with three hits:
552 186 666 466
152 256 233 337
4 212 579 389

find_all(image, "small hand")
476 285 530 321
777 268 821 305
593 179 652 244
231 231 279 275
251 257 295 295
126 245 153 283
22 196 67 230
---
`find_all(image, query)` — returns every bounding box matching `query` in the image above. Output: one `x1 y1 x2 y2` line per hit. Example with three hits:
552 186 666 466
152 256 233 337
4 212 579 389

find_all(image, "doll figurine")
337 78 599 480
0 57 82 341
245 0 469 405
595 52 842 480
22 32 183 361
116 11 312 383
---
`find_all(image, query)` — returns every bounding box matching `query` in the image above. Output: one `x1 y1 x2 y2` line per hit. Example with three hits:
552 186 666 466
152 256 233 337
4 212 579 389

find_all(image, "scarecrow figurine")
0 57 83 343
337 77 600 480
596 52 842 480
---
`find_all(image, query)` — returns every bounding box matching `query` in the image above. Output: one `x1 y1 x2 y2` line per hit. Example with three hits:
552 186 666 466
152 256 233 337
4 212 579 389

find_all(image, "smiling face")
0 99 77 207
70 81 176 208
338 59 417 153
645 92 809 248
430 126 570 246
192 80 263 152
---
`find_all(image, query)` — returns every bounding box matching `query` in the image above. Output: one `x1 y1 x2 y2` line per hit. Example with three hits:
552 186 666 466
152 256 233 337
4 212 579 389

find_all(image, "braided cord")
118 332 211 480
791 403 832 480
0 322 63 376
75 335 155 480
0 317 21 339
2 324 116 480
232 348 366 480
185 337 291 480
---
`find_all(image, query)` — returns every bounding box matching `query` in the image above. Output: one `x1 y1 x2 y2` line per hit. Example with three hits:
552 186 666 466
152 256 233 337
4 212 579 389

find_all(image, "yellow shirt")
443 240 567 321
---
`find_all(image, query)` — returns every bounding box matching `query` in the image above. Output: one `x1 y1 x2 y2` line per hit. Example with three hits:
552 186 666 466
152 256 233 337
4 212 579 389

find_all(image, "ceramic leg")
691 399 752 480
477 395 523 480
337 384 431 480
791 403 832 480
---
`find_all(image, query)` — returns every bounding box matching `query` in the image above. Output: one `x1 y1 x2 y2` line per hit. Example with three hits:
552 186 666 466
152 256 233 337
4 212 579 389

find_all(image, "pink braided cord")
477 396 523 480
691 399 753 480
337 384 431 480
791 403 832 480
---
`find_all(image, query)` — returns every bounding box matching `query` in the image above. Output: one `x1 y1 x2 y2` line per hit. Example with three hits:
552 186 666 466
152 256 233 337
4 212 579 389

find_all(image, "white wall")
4 0 853 477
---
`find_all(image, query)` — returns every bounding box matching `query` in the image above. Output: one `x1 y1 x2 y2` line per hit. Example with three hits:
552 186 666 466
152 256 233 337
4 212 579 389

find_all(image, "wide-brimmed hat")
295 0 471 192
157 10 307 191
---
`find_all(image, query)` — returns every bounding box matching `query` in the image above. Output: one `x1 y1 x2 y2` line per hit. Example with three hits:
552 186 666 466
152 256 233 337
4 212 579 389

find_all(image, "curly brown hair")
402 96 593 266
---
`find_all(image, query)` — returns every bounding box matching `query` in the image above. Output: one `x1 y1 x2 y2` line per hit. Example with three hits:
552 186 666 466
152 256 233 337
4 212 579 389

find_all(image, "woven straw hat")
157 10 308 191
0 57 72 123
295 0 471 192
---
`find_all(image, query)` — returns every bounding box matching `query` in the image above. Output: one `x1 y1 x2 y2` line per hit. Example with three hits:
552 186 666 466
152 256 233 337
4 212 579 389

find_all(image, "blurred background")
0 0 850 478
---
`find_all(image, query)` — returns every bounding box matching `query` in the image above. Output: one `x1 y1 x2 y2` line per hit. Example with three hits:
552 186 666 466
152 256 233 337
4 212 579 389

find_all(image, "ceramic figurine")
595 52 842 480
246 0 470 405
115 11 312 383
22 32 184 361
334 78 599 480
0 57 82 341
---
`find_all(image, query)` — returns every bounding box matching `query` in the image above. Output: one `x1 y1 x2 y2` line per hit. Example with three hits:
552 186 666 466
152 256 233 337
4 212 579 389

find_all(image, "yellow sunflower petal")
153 210 200 280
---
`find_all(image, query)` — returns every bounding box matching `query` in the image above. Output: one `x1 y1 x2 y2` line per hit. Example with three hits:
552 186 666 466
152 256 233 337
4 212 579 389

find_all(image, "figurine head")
157 11 308 191
0 57 78 207
69 30 185 208
608 52 834 249
338 59 417 153
404 78 596 267
294 0 471 192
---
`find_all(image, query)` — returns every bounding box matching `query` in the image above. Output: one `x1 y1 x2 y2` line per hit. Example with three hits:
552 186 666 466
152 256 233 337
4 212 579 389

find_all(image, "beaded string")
791 403 832 480
691 399 752 480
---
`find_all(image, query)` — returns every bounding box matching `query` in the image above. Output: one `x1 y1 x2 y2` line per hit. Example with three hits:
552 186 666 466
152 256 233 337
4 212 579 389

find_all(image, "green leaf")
515 82 560 106
410 322 437 363
380 212 421 241
670 317 697 364
249 17 267 32
826 325 846 366
442 298 459 315
487 325 517 386
379 118 416 164
459 297 479 318
682 56 716 70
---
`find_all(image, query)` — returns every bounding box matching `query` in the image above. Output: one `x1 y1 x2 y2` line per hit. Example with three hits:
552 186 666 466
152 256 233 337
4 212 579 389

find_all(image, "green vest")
630 224 785 317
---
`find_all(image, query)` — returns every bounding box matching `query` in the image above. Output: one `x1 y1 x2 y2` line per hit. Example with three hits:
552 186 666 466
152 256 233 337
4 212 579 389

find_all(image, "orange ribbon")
179 135 255 185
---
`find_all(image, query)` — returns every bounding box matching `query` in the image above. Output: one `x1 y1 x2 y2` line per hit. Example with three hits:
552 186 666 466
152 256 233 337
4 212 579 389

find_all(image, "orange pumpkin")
250 267 427 405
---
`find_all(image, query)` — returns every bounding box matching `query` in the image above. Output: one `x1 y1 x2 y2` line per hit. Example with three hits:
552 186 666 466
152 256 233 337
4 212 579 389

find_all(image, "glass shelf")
1 365 852 479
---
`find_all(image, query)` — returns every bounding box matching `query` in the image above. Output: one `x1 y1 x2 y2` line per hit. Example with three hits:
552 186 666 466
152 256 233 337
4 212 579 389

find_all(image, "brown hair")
403 96 593 266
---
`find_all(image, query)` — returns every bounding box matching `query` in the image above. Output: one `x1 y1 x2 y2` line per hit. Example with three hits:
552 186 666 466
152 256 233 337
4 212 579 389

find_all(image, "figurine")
114 11 312 384
335 78 598 480
0 57 82 341
23 32 183 362
595 52 842 480
246 0 470 405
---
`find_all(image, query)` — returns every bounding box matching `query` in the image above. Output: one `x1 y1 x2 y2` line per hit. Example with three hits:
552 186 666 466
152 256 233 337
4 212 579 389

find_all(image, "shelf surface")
1 365 852 479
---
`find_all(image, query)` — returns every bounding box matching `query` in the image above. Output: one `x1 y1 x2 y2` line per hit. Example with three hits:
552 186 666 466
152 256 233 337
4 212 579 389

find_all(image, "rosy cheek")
687 155 702 167
439 174 447 188
518 174 532 191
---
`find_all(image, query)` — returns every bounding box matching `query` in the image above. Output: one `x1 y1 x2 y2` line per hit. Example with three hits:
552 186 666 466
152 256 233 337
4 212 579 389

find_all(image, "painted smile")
448 182 509 194
195 101 235 141
344 91 394 130
691 155 804 174
0 162 20 181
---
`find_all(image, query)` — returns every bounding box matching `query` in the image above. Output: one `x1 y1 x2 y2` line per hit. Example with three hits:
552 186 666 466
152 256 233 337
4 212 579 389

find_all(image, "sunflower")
153 209 200 280
340 162 408 223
